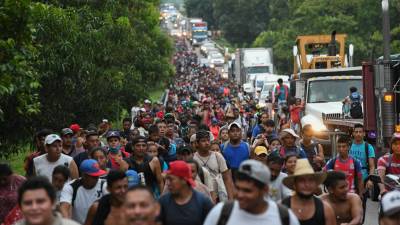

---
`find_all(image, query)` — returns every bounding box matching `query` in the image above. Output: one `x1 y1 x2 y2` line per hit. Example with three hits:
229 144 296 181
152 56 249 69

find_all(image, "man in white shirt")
267 152 291 202
33 134 79 181
204 160 299 225
60 159 108 224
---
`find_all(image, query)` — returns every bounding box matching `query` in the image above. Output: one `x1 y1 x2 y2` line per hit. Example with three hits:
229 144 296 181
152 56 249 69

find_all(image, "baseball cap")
144 99 151 104
61 128 73 136
177 146 192 155
80 159 107 177
165 160 195 187
254 146 268 156
228 122 241 130
380 190 400 217
190 134 197 143
69 124 80 133
106 130 120 140
126 170 140 188
132 136 147 145
238 159 271 185
44 134 62 145
391 133 400 144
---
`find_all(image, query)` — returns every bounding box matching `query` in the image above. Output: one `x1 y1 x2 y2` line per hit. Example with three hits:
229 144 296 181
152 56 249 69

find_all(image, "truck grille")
322 113 342 120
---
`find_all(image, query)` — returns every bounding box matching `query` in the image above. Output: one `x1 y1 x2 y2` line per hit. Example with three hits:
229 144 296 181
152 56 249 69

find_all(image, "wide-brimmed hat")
282 159 327 190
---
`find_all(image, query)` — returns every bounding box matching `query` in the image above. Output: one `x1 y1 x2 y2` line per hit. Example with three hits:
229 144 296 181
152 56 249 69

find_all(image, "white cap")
381 190 400 216
281 128 299 138
190 134 197 143
228 122 242 130
44 134 62 145
144 99 151 104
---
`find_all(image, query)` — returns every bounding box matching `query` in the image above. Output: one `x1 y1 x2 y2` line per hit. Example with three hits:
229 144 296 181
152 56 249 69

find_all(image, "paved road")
364 199 379 225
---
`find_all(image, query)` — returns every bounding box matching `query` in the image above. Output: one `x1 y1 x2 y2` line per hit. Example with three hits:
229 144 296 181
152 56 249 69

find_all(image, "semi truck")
187 18 208 46
289 32 361 153
233 48 274 93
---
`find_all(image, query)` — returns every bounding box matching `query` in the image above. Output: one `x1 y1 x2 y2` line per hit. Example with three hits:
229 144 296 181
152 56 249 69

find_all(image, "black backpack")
350 101 363 118
70 178 106 207
216 201 289 225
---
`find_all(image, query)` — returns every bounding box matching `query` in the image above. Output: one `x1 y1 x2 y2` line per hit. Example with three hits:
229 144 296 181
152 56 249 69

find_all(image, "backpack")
216 201 289 225
350 101 363 119
70 178 106 207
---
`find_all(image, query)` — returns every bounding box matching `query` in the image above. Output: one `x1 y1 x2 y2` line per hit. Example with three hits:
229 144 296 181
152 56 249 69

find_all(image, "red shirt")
290 105 303 123
325 157 362 193
0 175 25 222
378 154 400 176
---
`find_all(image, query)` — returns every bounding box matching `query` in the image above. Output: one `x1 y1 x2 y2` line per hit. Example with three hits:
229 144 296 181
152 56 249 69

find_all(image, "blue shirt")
350 141 375 180
251 124 263 138
221 141 250 169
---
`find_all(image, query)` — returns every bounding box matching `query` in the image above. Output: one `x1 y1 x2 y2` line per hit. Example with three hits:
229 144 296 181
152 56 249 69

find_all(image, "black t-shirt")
158 190 213 225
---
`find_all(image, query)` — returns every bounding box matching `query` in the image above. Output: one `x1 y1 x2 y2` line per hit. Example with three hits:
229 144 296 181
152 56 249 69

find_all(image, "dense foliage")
0 0 173 156
186 0 400 73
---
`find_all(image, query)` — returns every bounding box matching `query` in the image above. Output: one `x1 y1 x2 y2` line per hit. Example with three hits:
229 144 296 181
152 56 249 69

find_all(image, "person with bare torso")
84 170 129 225
321 171 363 225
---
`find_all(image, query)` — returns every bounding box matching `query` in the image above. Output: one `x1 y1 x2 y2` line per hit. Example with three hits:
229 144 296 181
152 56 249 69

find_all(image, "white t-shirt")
60 178 108 224
204 200 300 225
33 153 73 181
269 172 292 202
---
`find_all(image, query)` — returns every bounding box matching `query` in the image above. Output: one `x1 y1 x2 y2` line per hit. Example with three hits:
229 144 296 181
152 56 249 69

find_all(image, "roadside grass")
2 145 31 176
214 37 237 53
148 83 166 103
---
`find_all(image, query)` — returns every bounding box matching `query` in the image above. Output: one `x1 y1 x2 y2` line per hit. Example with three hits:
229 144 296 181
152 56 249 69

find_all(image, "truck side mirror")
349 44 354 57
293 46 298 57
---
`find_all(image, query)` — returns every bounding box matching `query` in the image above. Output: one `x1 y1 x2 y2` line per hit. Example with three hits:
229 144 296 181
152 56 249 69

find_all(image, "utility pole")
381 0 395 146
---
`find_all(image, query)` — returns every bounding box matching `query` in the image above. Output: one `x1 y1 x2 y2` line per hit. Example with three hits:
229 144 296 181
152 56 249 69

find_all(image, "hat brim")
165 171 196 187
46 138 62 145
383 207 400 217
86 169 107 177
282 172 327 190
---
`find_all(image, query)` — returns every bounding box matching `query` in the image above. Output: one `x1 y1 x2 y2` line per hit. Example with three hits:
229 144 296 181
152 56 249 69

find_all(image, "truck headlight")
310 123 327 132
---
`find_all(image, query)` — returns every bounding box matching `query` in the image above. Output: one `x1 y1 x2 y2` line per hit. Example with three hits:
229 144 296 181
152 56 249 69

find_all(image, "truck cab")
300 75 362 135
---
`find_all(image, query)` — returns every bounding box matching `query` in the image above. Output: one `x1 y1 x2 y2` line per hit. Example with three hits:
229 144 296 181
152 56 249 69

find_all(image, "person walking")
59 159 108 224
321 171 363 225
84 170 129 225
159 160 213 225
204 159 300 225
325 135 364 195
282 159 336 225
16 177 80 225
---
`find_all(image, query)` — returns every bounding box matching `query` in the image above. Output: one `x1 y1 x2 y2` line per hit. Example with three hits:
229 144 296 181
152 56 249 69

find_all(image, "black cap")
177 146 192 155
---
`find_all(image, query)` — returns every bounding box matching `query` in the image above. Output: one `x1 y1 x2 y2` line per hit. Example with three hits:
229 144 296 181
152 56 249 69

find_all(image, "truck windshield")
247 66 270 74
193 31 207 37
308 79 362 103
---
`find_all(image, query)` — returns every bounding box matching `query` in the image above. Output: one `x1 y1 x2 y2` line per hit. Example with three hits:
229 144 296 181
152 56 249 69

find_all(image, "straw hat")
282 159 327 190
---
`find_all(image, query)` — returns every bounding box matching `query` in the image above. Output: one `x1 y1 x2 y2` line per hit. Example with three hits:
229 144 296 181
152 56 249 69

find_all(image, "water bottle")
139 172 146 186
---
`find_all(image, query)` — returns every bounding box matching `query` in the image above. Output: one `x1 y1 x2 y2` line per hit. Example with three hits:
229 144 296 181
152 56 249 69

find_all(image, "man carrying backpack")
348 86 363 119
60 159 108 224
204 160 300 225
349 124 376 223
324 135 364 195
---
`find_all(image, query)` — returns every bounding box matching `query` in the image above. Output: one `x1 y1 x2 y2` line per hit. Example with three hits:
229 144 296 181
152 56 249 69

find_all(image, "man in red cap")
159 160 213 225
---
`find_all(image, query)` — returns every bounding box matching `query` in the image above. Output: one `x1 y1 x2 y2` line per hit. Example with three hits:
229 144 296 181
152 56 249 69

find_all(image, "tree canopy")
0 0 173 156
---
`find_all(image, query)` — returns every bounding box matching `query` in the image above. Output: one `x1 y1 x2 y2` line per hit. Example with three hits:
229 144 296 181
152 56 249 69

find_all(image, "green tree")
213 0 269 45
0 0 40 156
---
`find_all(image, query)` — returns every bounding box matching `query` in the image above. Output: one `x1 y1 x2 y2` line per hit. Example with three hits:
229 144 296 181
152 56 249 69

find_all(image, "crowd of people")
1 39 400 225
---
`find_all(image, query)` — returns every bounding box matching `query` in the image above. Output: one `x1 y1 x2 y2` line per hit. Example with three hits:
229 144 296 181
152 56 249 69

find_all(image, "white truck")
291 68 362 143
233 48 274 93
